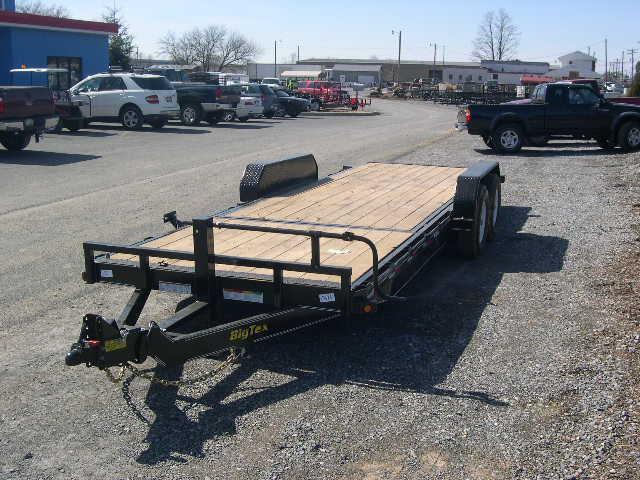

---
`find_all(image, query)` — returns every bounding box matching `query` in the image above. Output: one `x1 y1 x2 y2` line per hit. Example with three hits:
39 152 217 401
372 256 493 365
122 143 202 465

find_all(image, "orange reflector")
362 304 374 314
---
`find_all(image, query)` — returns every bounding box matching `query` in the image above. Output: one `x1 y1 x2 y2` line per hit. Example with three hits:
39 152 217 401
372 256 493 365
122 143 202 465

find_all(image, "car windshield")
131 76 174 90
276 90 289 97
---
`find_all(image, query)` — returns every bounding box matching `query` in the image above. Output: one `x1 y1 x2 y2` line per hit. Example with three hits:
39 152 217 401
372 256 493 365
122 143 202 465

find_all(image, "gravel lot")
0 99 638 480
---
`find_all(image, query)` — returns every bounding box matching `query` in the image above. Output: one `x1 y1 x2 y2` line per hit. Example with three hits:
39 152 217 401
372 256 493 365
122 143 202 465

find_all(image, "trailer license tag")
223 289 264 303
100 269 113 278
319 293 336 303
158 281 192 295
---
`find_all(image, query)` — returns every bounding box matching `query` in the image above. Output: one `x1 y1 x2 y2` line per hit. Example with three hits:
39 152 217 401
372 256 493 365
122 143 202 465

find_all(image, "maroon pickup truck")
0 86 59 151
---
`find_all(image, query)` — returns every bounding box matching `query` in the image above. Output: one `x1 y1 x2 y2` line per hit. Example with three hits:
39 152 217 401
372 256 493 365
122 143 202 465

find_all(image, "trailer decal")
319 293 336 303
229 324 269 341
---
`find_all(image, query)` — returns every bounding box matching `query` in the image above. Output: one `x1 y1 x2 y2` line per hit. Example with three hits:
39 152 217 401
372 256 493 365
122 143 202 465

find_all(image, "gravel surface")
0 100 639 479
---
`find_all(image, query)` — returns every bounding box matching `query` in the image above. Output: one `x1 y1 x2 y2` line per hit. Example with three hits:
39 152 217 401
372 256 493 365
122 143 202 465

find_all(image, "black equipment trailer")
65 155 504 372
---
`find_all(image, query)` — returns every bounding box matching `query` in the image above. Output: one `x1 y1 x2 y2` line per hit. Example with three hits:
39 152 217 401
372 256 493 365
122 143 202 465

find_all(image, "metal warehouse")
0 0 116 88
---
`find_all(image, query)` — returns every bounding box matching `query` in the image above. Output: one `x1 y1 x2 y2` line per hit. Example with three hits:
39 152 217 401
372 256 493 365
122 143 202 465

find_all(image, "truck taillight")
145 95 159 104
465 108 471 123
216 87 222 99
0 96 4 113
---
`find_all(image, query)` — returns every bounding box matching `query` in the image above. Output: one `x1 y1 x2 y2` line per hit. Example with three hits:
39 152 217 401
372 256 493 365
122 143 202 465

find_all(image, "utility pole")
392 30 402 83
621 51 625 81
297 45 300 62
429 42 437 66
274 40 277 77
442 45 445 65
628 48 639 82
604 38 608 83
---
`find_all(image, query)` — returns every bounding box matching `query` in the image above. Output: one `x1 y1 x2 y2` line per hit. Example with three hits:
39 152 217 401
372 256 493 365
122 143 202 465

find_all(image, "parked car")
0 85 59 150
261 78 283 89
274 89 310 117
240 84 279 118
235 96 263 122
173 83 241 125
69 73 179 129
296 81 341 110
456 82 640 153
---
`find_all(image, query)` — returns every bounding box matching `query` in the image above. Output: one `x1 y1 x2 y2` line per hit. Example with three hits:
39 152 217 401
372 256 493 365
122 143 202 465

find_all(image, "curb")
301 110 381 117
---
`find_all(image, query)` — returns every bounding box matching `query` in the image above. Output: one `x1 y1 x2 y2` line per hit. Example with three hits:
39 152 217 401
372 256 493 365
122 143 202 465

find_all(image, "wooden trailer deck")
114 163 465 285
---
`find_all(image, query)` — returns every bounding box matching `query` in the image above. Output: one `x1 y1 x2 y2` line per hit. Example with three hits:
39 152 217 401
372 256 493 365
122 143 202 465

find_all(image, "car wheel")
238 117 249 122
121 106 144 129
0 132 32 151
287 109 299 118
457 184 490 258
149 119 167 129
618 121 640 151
596 137 616 150
206 113 221 126
492 124 524 153
180 104 201 126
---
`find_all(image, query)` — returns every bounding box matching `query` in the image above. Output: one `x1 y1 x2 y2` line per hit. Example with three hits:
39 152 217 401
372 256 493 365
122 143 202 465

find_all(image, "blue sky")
61 0 639 72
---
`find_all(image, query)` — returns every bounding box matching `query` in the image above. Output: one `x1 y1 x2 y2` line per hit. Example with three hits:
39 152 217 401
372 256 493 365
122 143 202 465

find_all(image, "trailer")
65 155 504 374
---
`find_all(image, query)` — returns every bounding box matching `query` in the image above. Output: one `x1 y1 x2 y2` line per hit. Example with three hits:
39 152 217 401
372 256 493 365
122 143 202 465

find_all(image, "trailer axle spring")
103 348 244 387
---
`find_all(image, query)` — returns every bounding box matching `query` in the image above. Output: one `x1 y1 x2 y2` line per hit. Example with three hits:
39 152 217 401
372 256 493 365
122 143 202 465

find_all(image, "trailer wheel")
457 184 490 258
0 132 31 151
618 121 640 152
484 174 501 241
492 124 523 153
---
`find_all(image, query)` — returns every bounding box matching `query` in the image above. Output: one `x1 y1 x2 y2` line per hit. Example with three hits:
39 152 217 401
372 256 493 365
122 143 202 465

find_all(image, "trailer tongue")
65 155 503 377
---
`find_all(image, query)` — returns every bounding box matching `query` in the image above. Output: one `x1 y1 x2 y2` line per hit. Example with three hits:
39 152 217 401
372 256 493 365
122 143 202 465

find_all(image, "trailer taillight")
0 96 4 113
465 108 471 123
145 95 159 104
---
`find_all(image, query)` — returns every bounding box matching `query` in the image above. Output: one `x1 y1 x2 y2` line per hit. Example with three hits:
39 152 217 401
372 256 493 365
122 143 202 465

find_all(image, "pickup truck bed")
113 163 464 286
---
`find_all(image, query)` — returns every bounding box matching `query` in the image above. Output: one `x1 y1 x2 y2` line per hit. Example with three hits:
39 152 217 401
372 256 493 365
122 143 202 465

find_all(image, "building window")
448 74 453 80
492 73 498 80
47 56 83 91
478 75 483 81
458 75 462 81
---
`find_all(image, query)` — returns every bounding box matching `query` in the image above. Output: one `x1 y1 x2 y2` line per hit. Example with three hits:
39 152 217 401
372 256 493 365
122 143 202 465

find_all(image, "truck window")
568 87 599 105
548 87 566 106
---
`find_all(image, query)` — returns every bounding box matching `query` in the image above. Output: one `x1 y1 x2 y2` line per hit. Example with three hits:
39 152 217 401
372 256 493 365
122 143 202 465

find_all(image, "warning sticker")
223 289 264 303
319 293 336 303
158 281 192 295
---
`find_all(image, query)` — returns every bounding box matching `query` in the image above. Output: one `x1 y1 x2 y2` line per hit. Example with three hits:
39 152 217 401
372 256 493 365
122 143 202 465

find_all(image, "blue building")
0 0 116 88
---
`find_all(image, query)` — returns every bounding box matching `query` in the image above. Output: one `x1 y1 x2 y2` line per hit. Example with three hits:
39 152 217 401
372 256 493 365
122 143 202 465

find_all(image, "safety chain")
103 348 243 387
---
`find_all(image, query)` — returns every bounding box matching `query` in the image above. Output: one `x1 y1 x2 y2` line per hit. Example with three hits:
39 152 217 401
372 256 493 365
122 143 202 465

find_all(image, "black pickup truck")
173 83 241 126
0 86 59 151
456 83 640 153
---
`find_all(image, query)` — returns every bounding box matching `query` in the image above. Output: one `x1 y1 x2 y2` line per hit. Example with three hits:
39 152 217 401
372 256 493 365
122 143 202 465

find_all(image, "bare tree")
159 26 259 71
472 9 519 61
16 1 69 17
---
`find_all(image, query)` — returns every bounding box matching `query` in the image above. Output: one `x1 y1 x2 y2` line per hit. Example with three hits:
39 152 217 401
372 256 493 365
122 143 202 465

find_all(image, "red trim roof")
0 10 117 34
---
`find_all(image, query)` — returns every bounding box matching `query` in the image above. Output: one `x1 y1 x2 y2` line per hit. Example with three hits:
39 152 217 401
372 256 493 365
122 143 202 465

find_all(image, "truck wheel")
596 137 616 150
457 184 490 258
238 116 250 122
180 104 201 125
223 111 235 122
618 121 640 151
120 106 144 129
0 133 31 151
492 124 524 153
206 113 222 126
64 119 83 132
263 112 275 119
287 109 299 118
484 174 501 241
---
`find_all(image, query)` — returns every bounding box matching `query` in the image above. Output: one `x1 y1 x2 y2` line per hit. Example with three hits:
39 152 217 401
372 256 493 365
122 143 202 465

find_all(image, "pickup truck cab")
0 86 58 150
457 83 640 153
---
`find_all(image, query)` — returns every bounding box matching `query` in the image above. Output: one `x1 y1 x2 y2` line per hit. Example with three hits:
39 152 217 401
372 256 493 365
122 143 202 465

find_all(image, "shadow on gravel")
52 130 116 137
88 124 210 134
0 150 100 165
131 205 569 465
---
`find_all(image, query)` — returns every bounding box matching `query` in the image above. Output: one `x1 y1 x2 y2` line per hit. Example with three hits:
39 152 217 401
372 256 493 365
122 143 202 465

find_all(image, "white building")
549 51 600 80
246 62 323 81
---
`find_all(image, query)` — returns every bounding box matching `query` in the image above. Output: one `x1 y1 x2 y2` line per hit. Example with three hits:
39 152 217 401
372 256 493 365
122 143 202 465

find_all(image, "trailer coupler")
65 314 146 369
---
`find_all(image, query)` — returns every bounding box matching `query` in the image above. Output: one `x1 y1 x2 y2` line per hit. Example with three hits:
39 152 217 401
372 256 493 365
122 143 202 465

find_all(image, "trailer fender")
452 160 502 222
239 154 318 202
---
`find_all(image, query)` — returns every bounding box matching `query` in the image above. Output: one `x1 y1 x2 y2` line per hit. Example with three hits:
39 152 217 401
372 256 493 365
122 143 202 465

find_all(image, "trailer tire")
492 124 523 153
457 184 490 258
484 174 501 241
617 121 640 152
0 132 31 151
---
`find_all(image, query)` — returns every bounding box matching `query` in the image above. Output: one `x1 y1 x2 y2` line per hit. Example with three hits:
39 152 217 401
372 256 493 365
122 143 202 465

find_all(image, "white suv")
69 73 179 129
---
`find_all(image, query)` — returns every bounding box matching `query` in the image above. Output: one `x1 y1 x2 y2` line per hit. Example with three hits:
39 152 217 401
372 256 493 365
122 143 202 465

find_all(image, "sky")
58 0 639 73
